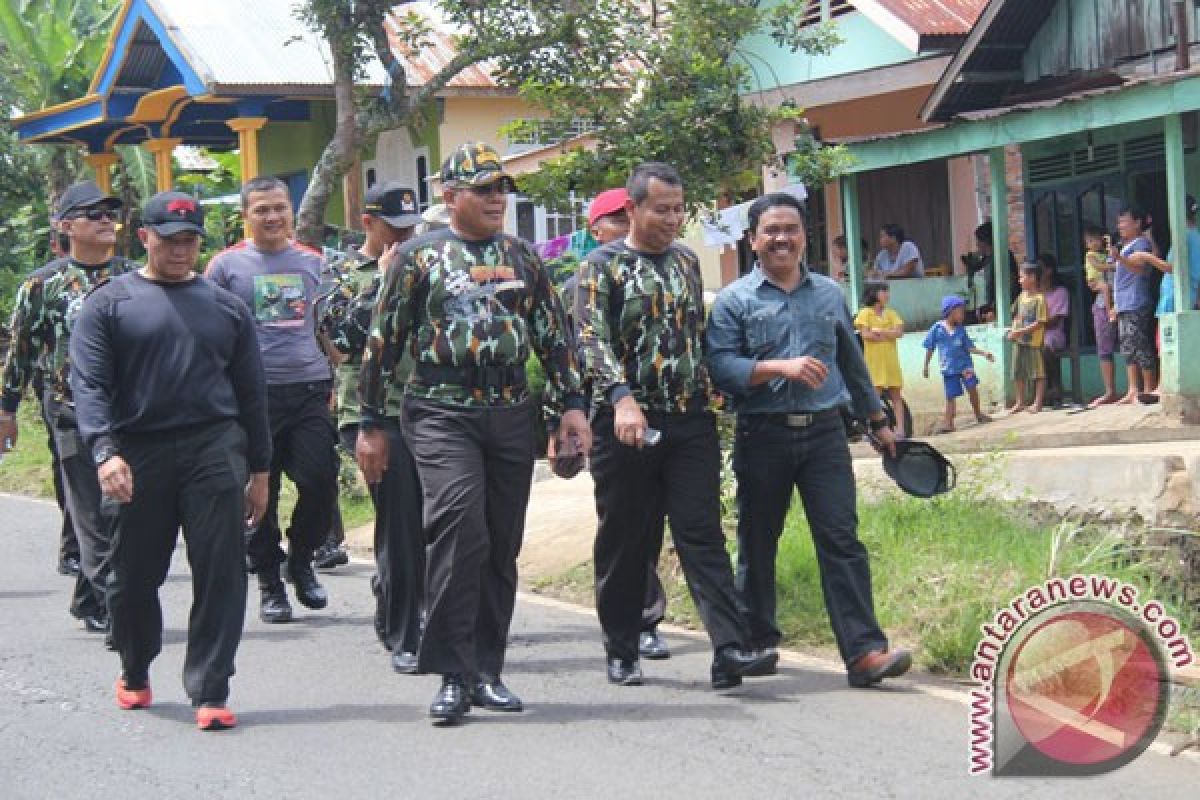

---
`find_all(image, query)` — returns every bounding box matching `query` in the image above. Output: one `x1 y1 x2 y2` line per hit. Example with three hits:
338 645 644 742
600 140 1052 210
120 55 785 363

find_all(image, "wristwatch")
93 444 118 466
868 416 890 433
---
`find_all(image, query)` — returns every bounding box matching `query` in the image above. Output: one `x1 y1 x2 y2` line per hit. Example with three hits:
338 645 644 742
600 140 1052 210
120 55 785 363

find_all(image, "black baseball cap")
56 180 121 219
878 439 957 498
142 191 206 236
364 182 422 228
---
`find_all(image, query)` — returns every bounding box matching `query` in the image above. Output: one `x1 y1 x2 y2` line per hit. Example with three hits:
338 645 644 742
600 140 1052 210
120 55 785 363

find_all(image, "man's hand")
98 455 134 503
556 409 592 456
356 427 390 484
614 394 648 448
244 472 269 528
0 414 17 454
778 357 829 389
379 242 402 274
869 421 898 458
1006 329 1020 341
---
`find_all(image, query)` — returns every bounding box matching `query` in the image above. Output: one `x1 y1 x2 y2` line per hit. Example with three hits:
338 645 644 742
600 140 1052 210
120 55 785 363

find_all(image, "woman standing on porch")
874 224 924 279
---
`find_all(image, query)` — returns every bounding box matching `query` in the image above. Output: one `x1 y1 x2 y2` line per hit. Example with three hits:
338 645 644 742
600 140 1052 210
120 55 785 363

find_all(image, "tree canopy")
507 0 851 212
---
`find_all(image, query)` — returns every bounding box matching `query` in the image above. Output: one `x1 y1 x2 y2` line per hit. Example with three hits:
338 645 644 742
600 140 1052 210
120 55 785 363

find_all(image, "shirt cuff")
90 434 118 464
607 384 632 406
359 409 384 431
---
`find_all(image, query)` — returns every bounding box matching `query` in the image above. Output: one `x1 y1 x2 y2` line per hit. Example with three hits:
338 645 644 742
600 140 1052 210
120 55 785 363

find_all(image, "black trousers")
36 390 78 563
363 420 425 654
248 381 339 571
45 397 112 621
591 410 746 663
403 398 535 678
109 420 249 704
732 412 888 665
641 517 667 633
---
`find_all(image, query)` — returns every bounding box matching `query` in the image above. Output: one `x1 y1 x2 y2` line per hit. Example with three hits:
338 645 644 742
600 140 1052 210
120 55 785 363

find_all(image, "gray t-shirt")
206 240 332 385
874 240 924 277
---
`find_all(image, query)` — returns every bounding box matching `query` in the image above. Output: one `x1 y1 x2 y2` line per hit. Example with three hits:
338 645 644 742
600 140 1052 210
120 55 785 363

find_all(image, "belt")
415 362 528 393
760 409 840 428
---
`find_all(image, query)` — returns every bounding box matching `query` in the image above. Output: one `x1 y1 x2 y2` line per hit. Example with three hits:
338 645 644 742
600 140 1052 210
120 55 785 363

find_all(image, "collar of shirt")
746 262 811 293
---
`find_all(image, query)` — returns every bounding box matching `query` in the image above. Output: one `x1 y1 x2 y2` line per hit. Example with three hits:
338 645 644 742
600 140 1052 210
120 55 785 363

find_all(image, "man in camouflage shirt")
318 182 424 674
575 162 774 689
357 142 591 723
0 181 134 635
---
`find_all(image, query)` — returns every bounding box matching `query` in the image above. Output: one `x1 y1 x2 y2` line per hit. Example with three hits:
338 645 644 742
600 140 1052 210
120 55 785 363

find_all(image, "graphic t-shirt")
1013 291 1047 348
205 240 331 385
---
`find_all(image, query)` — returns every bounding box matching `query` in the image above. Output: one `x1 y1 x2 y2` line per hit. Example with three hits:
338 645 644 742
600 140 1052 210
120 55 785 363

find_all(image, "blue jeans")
732 412 888 665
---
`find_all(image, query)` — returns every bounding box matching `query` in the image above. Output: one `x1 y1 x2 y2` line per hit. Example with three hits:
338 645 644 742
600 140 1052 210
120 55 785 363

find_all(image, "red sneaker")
196 705 237 731
115 678 152 710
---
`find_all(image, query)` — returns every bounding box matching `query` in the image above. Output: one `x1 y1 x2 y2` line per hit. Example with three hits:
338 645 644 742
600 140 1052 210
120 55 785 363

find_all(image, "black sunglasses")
464 182 511 197
68 208 119 222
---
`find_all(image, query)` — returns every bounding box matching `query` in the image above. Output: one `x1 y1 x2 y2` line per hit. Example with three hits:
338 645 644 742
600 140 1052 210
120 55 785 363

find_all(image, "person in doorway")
1 181 135 636
1082 225 1119 407
922 296 994 434
1109 208 1159 404
69 191 270 730
576 162 778 690
1007 264 1048 414
874 224 923 279
358 142 592 723
968 221 1019 323
206 177 339 623
853 282 907 438
1037 254 1070 406
707 191 912 688
318 182 424 673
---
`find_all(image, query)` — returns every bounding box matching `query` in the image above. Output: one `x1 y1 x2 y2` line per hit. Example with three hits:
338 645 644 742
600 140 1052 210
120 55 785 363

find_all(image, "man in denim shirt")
707 192 912 688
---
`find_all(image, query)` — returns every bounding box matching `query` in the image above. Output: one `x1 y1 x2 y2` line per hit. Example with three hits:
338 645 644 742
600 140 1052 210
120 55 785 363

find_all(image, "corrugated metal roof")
869 0 989 36
149 0 389 89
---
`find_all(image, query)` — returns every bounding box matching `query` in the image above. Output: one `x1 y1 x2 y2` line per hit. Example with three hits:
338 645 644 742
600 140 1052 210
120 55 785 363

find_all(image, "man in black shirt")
69 192 270 731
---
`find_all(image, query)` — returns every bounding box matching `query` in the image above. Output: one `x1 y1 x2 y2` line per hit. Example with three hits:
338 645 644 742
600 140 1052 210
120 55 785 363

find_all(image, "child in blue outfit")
923 295 994 434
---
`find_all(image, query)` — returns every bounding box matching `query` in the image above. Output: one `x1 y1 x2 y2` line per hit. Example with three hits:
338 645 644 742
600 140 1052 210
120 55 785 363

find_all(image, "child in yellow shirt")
1008 263 1048 413
854 282 907 438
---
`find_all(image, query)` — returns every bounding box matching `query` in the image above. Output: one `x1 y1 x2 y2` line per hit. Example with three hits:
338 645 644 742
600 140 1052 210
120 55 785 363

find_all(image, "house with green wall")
831 0 1200 419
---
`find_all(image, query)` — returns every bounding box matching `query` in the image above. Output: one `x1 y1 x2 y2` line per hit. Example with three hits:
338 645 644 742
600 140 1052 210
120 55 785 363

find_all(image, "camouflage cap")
440 142 517 192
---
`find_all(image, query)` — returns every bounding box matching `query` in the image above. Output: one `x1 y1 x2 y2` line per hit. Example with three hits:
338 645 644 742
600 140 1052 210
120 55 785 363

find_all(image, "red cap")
588 188 630 227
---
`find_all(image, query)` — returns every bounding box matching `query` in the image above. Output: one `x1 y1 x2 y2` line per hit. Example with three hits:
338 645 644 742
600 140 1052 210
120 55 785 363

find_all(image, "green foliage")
510 0 849 212
0 0 119 110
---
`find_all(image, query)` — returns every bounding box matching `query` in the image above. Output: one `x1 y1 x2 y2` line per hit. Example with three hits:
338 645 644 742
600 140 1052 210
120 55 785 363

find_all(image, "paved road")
1 493 1195 799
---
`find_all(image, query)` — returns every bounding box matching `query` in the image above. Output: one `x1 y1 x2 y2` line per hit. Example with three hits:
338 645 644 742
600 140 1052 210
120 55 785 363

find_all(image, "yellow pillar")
144 137 182 192
226 117 268 181
83 152 119 194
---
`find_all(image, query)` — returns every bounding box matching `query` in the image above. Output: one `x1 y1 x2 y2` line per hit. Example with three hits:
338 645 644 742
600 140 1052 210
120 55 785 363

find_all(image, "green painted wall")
259 100 344 226
740 9 916 93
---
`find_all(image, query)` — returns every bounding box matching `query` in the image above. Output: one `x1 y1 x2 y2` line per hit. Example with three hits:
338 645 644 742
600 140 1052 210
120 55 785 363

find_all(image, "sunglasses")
464 182 511 197
68 208 119 222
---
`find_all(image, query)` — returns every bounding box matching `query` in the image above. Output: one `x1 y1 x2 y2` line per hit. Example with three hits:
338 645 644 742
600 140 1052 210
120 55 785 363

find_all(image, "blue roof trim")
15 98 106 141
93 0 206 97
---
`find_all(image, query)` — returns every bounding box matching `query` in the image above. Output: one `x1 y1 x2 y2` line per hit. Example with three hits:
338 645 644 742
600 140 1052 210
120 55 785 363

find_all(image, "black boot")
287 554 328 610
258 567 293 624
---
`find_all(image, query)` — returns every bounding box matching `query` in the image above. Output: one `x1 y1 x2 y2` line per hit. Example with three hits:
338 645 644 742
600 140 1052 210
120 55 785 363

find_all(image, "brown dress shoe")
848 648 912 688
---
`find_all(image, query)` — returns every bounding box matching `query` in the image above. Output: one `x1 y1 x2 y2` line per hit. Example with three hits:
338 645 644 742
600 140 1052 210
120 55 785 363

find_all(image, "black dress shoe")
606 657 644 686
257 569 293 624
391 650 418 674
429 675 471 722
81 614 109 633
638 629 671 660
713 645 778 679
743 647 779 676
57 556 81 576
711 663 742 690
470 677 523 712
313 544 349 570
287 558 328 610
